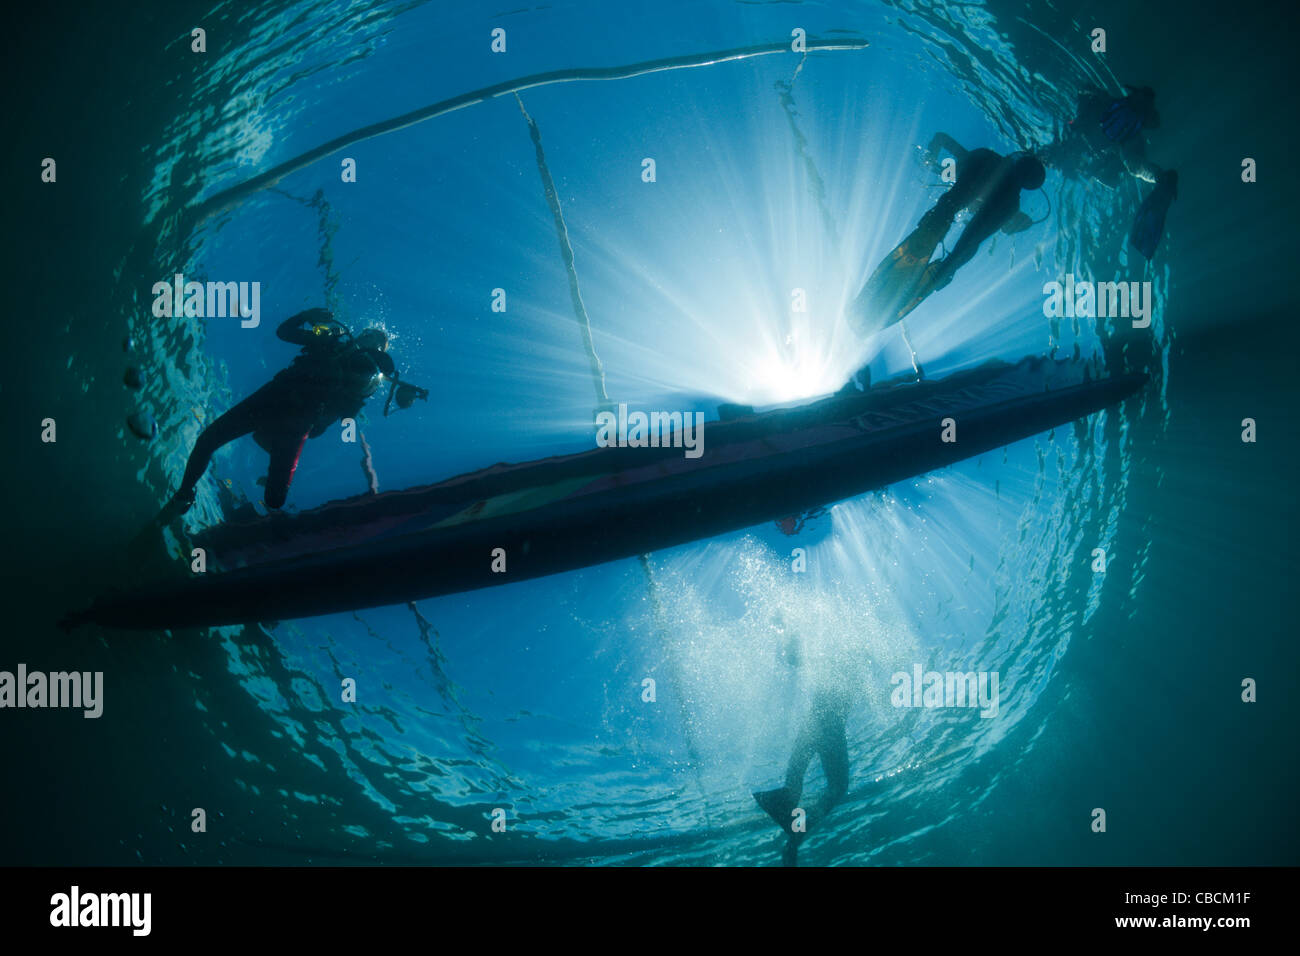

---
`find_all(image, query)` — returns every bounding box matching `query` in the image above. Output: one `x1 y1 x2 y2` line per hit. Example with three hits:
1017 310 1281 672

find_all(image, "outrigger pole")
187 38 869 224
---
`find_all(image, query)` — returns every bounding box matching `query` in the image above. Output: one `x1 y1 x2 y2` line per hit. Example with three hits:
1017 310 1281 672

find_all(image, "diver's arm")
277 308 336 346
936 147 999 212
924 132 969 168
340 350 398 421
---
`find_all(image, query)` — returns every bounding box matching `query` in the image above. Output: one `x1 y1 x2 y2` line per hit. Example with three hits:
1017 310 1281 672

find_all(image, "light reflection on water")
118 0 1167 864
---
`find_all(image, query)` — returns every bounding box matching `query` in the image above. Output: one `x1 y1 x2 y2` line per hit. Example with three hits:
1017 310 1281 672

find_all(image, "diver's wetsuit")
919 148 1027 292
781 687 851 812
175 312 393 509
754 684 853 865
1043 89 1161 186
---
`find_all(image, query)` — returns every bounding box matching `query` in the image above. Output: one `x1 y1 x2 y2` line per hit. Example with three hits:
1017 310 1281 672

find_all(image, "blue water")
5 0 1297 866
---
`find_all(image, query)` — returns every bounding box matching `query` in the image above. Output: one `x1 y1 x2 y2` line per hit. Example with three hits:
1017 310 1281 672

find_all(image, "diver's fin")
1101 100 1137 142
891 260 945 326
850 212 952 338
754 787 798 831
1129 170 1177 260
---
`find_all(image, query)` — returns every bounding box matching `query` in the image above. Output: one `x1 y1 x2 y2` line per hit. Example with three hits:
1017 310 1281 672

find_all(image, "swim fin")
756 788 806 866
1101 99 1144 143
894 259 950 321
1129 169 1177 260
850 209 952 338
754 787 798 832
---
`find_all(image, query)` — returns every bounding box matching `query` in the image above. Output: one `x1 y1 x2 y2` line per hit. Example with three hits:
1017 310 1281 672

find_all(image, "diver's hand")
292 307 334 326
1123 155 1160 185
278 308 338 345
918 139 943 170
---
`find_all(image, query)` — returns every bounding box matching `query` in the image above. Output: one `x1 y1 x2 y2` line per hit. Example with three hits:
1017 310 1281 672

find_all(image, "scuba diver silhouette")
914 135 1047 292
753 622 859 866
754 685 851 867
1044 85 1163 185
850 138 1046 339
166 308 427 515
1040 85 1178 259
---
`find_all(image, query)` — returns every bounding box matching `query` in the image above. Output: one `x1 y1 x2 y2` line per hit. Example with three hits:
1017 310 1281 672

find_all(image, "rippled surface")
30 0 1289 867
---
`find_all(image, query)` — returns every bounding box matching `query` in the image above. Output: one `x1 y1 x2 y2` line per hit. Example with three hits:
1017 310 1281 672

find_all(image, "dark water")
3 0 1297 866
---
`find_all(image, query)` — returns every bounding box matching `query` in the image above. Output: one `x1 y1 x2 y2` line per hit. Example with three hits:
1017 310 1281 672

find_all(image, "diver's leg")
777 714 849 863
915 192 960 244
783 723 817 797
173 392 270 505
754 719 817 831
815 715 851 819
926 218 987 292
263 424 311 510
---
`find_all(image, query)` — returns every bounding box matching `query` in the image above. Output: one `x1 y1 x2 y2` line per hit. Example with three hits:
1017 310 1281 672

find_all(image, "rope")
358 431 379 493
509 94 716 814
775 53 840 247
514 93 610 406
187 39 869 225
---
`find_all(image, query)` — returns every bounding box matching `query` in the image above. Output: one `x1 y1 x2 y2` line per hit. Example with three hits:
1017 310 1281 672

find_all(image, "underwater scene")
5 0 1298 876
